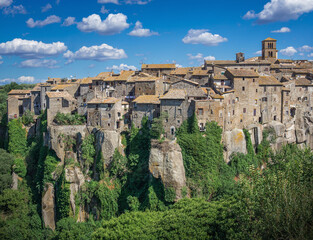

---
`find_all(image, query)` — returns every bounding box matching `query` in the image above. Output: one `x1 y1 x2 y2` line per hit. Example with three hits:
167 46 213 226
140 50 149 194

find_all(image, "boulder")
285 124 296 144
268 121 285 137
11 172 18 190
149 139 186 200
224 129 247 163
42 183 55 231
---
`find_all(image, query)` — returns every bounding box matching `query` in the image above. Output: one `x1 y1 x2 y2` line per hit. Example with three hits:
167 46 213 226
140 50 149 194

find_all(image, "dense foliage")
8 119 27 156
54 112 86 125
0 149 14 193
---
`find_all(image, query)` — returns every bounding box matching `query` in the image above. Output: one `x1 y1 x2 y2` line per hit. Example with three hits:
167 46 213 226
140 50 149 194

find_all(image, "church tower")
262 37 278 61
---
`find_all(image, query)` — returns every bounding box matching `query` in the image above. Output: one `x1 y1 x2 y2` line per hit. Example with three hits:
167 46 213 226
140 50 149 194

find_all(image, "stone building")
189 68 209 86
46 91 77 125
7 90 31 120
141 64 176 77
30 84 41 115
258 76 283 123
224 69 260 129
262 37 278 61
131 95 160 128
87 97 123 131
160 89 195 139
134 75 164 98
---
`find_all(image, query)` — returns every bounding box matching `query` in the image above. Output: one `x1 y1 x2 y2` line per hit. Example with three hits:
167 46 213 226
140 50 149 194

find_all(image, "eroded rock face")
65 166 85 222
95 130 120 166
42 183 55 231
11 172 18 190
48 125 87 161
224 129 247 163
268 121 286 138
149 139 186 201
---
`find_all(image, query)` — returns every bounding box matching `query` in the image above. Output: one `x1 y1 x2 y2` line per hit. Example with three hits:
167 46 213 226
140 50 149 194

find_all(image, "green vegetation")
8 119 27 157
21 110 34 126
0 90 312 240
0 149 14 193
54 112 86 125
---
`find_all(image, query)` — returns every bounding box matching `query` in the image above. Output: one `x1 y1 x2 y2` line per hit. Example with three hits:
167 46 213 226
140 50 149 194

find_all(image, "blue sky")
0 0 313 84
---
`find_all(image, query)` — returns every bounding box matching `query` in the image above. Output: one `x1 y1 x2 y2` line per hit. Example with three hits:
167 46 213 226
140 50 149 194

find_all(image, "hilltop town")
7 38 313 152
3 37 313 234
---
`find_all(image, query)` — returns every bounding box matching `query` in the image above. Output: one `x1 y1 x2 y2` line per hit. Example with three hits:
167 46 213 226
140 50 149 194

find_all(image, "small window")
242 86 245 91
211 109 213 114
165 118 168 123
233 110 235 115
108 113 111 118
243 108 246 113
236 97 239 102
256 89 258 93
108 123 111 127
177 120 181 124
118 112 121 117
274 86 277 91
178 109 182 115
264 86 267 92
274 116 277 121
253 79 255 82
243 77 245 81
253 109 256 116
198 108 203 115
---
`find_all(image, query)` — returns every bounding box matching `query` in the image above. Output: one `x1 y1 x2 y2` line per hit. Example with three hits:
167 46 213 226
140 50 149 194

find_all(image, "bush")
54 112 86 125
13 157 27 178
21 110 34 126
0 149 14 193
8 119 27 157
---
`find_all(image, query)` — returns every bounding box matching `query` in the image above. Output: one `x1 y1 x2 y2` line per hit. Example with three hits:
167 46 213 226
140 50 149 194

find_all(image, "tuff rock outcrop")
95 130 121 166
65 166 86 222
224 128 247 163
42 183 56 231
149 139 186 201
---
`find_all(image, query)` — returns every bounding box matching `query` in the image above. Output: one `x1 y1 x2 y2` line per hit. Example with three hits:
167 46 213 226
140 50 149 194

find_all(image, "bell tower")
262 37 278 60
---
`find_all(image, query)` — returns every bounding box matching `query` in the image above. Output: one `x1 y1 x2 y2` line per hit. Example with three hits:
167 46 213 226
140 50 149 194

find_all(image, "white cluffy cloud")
280 46 297 56
255 50 262 55
2 4 26 15
308 53 313 57
182 29 227 46
62 17 76 26
0 38 67 58
243 0 313 24
0 76 35 84
27 15 61 28
187 53 215 62
42 3 52 13
0 0 12 8
129 21 158 37
271 27 291 33
106 63 137 71
64 43 127 62
299 45 313 52
77 13 129 35
20 59 58 68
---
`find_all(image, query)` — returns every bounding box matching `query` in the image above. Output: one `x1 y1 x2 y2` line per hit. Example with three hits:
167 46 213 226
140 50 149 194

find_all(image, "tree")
0 149 14 193
8 119 27 157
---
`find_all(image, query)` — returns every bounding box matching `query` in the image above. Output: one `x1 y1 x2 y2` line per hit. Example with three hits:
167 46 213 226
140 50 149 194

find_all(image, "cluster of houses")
7 38 313 139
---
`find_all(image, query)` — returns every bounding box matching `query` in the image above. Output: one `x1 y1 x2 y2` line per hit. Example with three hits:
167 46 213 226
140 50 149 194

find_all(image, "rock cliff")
149 139 186 200
42 183 56 231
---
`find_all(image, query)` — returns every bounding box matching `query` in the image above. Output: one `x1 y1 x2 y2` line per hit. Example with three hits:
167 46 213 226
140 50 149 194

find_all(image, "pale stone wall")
131 103 160 128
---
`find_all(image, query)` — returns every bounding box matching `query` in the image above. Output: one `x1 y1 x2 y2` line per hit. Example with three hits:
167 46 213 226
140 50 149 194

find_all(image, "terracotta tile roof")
185 88 207 98
133 95 160 104
31 83 41 92
46 91 75 101
141 64 176 69
205 60 236 65
80 78 93 85
160 89 186 100
212 74 228 80
96 72 112 79
46 77 61 83
8 89 31 95
51 84 75 91
295 78 312 86
122 101 129 105
263 37 276 41
259 76 283 86
227 69 259 78
104 75 118 82
172 79 199 86
170 68 191 75
116 71 135 81
191 69 209 76
88 97 120 104
275 59 293 64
